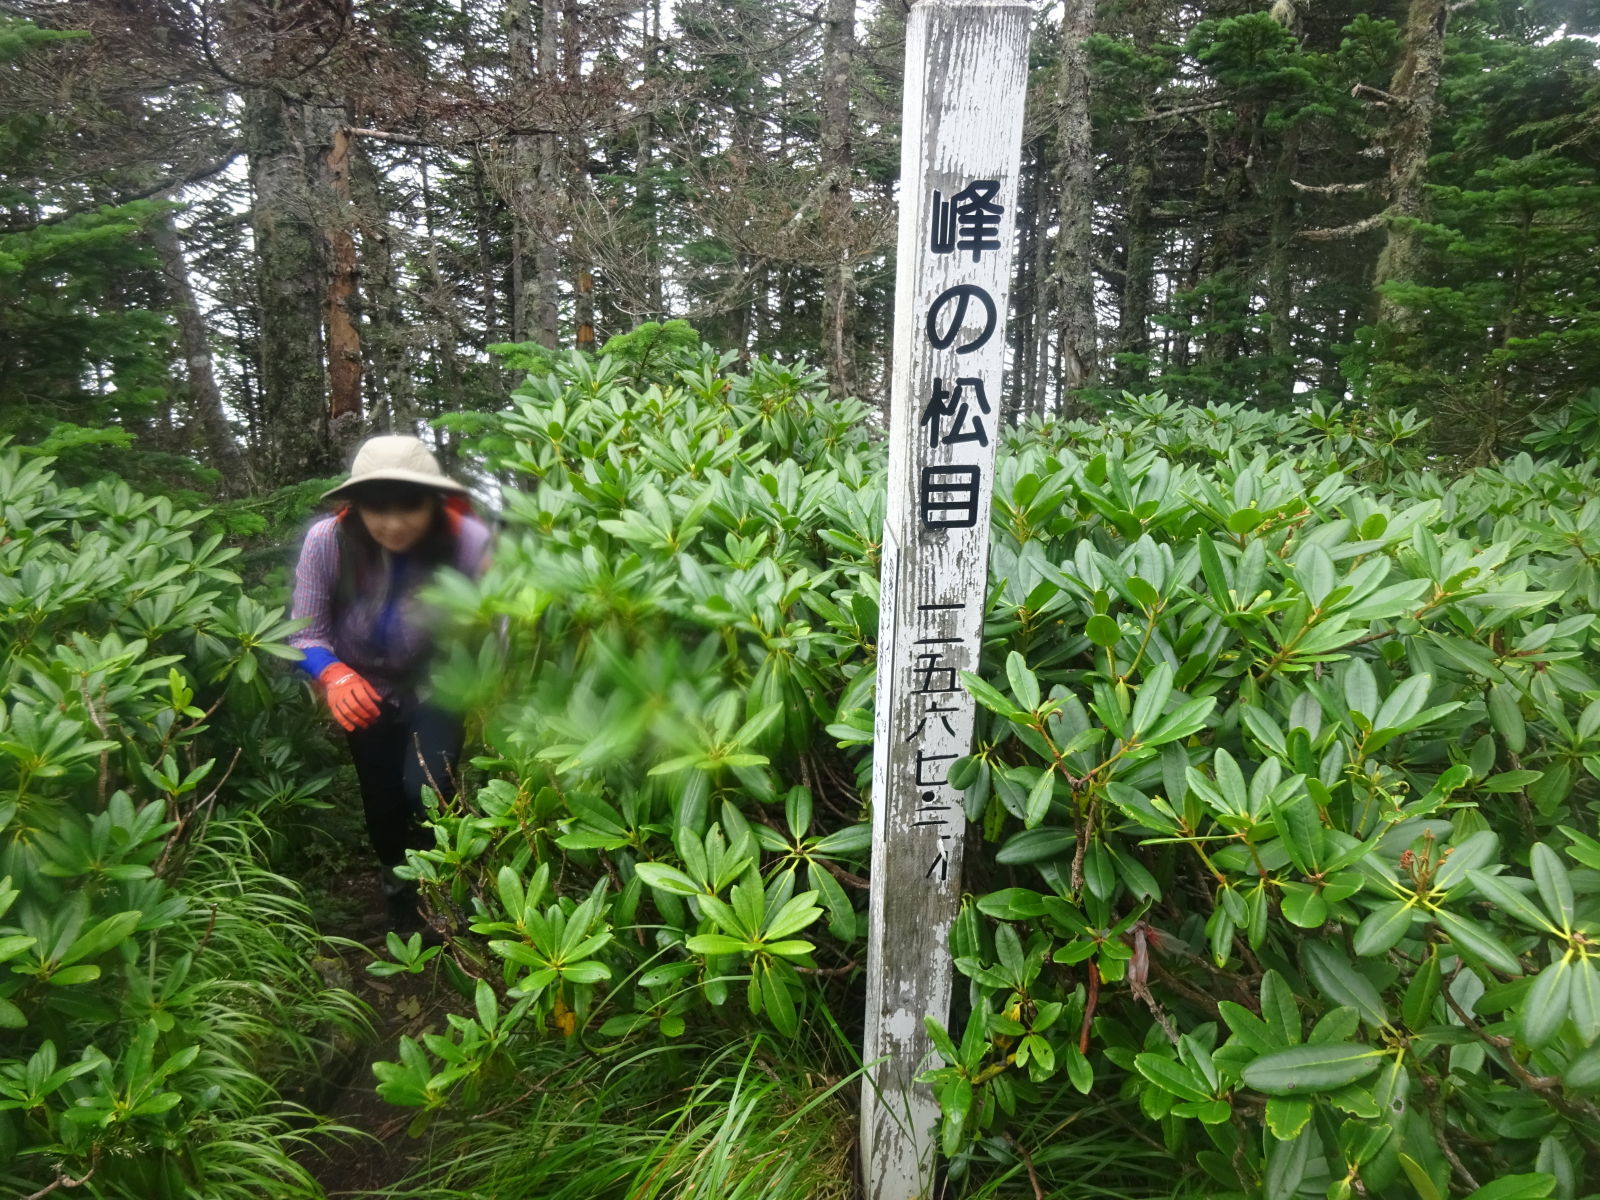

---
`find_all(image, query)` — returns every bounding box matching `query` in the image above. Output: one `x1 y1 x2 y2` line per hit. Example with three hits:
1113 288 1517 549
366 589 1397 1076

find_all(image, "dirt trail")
299 871 454 1199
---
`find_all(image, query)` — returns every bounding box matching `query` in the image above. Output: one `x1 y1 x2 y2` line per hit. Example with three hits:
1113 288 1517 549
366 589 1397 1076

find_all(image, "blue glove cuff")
297 646 339 678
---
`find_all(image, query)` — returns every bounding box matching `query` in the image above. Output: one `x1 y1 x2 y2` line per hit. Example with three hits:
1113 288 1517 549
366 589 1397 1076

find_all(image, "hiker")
289 435 492 926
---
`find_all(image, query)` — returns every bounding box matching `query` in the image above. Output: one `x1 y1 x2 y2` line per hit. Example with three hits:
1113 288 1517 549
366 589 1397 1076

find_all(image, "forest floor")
305 869 435 1198
287 788 465 1199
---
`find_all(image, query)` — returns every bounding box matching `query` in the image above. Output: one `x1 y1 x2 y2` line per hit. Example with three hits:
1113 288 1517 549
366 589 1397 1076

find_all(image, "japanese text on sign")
899 600 972 884
916 181 1005 538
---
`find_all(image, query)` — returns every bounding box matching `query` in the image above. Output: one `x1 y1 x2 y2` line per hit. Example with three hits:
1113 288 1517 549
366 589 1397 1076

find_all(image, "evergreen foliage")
2 3 1597 481
0 19 172 452
3 0 1600 1192
0 446 365 1197
359 344 1600 1196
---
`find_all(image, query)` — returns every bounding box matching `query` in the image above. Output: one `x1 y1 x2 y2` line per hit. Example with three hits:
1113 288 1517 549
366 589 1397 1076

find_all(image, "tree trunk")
819 0 857 399
503 0 558 346
151 211 254 493
1053 0 1096 412
1030 150 1053 418
1010 146 1036 420
533 0 562 348
243 86 330 485
1265 125 1300 405
637 0 664 323
350 140 418 433
470 156 500 342
323 124 362 453
564 0 594 352
1374 0 1448 329
1116 139 1154 391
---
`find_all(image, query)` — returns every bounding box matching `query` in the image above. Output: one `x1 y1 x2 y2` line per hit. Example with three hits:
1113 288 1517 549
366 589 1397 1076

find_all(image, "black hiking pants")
344 702 464 867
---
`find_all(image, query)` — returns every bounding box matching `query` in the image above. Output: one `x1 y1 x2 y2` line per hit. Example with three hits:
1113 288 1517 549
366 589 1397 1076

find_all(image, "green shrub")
381 356 1600 1197
920 395 1600 1197
0 446 366 1197
383 1034 859 1200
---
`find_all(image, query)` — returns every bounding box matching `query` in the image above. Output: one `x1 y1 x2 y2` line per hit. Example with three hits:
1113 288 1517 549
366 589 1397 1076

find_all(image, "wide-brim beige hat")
322 435 471 500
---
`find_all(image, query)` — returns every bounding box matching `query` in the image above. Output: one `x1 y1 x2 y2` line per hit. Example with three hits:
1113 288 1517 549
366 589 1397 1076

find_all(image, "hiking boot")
381 869 424 935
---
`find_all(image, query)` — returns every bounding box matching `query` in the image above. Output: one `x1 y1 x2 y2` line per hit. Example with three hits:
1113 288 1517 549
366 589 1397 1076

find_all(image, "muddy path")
295 870 461 1199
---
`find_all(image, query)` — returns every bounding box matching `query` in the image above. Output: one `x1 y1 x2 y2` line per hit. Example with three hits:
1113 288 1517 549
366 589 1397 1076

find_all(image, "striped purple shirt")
289 512 492 698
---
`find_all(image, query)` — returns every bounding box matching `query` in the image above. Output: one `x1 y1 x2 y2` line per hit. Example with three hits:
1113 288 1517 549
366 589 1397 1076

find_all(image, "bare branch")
1351 82 1404 107
0 144 242 234
347 126 432 147
23 1166 96 1200
1292 178 1380 195
1129 99 1232 123
1298 210 1387 240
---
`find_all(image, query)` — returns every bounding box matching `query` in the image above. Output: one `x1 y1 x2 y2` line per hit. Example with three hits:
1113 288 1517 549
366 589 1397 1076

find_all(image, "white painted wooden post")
861 4 1031 1198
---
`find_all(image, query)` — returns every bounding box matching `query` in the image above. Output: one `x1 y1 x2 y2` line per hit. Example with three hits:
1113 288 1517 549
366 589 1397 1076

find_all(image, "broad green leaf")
1566 1043 1600 1090
1129 662 1174 738
1264 1095 1314 1140
974 888 1047 920
763 939 814 959
1085 614 1121 647
1466 870 1558 934
1434 830 1498 891
760 963 798 1037
1261 970 1301 1044
1579 696 1600 743
1219 1001 1278 1055
1488 683 1528 754
0 934 37 963
1024 768 1054 830
764 891 821 940
1352 900 1416 957
1568 959 1600 1043
1133 1054 1212 1102
1272 791 1323 874
1303 942 1389 1028
1240 1043 1384 1094
1521 960 1571 1049
924 1017 959 1062
60 910 141 965
960 672 1025 721
1434 908 1523 976
1530 843 1574 931
1482 769 1543 793
1298 545 1336 607
698 894 743 938
1403 950 1442 1031
1560 824 1600 872
49 964 100 986
1064 1044 1093 1094
996 827 1075 864
1344 659 1378 722
1461 1174 1556 1200
1399 1154 1446 1200
1278 883 1328 930
1212 748 1248 816
559 961 611 984
634 863 702 897
1172 1098 1231 1124
1227 507 1266 534
1374 673 1432 733
1142 697 1217 747
940 1075 972 1159
1005 651 1040 711
686 933 748 956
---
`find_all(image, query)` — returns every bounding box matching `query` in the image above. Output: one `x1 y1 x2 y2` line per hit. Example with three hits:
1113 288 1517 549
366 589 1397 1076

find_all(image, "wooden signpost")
861 3 1031 1198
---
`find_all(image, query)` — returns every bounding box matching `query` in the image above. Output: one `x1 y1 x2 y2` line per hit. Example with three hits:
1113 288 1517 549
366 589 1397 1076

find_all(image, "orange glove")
319 663 382 731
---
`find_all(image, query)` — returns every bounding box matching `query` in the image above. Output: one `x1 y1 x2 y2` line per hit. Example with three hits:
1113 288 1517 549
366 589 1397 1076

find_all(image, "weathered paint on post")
861 4 1031 1198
